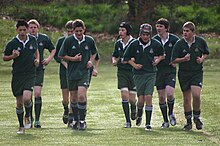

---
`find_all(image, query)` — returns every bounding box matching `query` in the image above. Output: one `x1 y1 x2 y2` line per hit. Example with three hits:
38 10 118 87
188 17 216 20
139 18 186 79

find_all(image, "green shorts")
68 72 89 91
156 71 176 90
134 73 156 97
117 70 136 91
11 75 35 97
178 70 203 92
35 69 44 86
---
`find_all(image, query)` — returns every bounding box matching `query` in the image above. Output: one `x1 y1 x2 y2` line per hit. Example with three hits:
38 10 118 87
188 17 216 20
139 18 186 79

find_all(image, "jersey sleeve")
112 41 119 58
58 38 68 57
123 41 134 62
45 35 55 52
54 38 63 63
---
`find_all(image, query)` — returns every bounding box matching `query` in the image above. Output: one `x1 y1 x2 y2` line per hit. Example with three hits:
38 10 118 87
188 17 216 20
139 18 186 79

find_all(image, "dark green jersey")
172 36 210 72
58 34 97 80
54 36 66 76
34 33 55 70
153 33 179 73
3 35 38 76
123 38 164 75
112 36 135 71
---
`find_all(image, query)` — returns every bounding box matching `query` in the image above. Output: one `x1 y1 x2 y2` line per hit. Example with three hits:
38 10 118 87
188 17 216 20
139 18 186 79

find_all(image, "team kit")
3 18 209 134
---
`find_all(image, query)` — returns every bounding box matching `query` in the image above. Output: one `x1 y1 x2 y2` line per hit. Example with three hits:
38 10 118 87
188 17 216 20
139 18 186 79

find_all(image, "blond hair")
28 19 40 28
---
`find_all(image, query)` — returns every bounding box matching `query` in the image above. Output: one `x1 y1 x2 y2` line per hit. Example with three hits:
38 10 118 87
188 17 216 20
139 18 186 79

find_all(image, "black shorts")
12 75 35 97
178 70 203 92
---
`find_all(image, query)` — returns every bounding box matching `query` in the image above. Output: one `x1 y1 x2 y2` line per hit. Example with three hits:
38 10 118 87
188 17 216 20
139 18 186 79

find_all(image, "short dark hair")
72 19 85 30
16 19 28 28
156 18 170 31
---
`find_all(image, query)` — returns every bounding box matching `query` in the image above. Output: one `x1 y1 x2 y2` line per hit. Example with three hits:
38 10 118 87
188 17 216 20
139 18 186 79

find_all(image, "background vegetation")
0 0 219 34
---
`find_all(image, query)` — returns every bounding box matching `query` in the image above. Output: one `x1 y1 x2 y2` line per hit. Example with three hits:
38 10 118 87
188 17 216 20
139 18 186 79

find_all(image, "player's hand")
152 56 159 66
169 62 176 67
184 53 190 62
34 59 39 67
12 49 20 58
92 69 98 77
196 57 204 64
42 58 50 66
112 59 118 66
87 60 93 68
133 64 143 70
73 53 82 61
61 61 68 69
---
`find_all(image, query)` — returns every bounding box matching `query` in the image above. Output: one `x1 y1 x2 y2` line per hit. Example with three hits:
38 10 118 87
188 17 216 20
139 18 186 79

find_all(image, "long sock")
24 101 32 118
70 102 78 121
62 101 69 115
30 99 33 121
145 106 153 125
137 106 143 118
159 103 168 122
16 107 24 127
130 101 136 113
122 99 130 123
193 110 201 119
185 111 192 124
167 98 175 116
68 113 74 123
78 102 86 121
34 97 42 121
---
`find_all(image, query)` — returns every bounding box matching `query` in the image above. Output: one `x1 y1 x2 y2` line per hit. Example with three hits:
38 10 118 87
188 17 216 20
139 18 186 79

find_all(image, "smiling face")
74 26 85 40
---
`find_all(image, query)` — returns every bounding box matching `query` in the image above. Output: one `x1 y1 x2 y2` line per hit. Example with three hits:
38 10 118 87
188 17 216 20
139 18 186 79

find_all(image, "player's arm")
196 54 209 64
172 53 190 64
34 49 40 67
3 49 20 61
87 53 97 68
92 58 100 76
112 56 120 66
42 49 56 65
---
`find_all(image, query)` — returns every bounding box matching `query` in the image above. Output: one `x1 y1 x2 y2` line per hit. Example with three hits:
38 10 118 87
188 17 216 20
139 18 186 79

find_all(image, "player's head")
72 19 86 40
65 20 74 36
16 19 29 38
139 23 152 36
139 23 152 43
16 19 28 28
119 22 132 35
28 19 40 36
156 18 170 32
183 21 195 32
28 19 40 28
182 21 195 39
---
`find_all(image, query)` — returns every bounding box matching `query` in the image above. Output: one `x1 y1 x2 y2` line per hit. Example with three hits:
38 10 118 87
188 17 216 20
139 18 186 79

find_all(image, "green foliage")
155 4 220 33
1 2 128 33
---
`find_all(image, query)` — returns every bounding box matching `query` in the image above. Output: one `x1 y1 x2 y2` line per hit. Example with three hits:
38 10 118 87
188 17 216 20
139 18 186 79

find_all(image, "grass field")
0 58 220 146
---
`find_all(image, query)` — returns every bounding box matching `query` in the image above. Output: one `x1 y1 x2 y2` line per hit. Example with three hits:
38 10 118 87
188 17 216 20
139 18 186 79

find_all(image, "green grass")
0 59 220 146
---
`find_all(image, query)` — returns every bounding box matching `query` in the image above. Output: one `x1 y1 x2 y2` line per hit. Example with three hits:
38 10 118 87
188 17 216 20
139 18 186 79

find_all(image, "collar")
138 37 151 49
119 35 133 49
159 33 169 45
184 35 195 47
73 34 85 44
16 35 30 47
